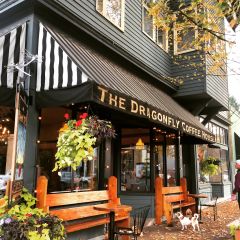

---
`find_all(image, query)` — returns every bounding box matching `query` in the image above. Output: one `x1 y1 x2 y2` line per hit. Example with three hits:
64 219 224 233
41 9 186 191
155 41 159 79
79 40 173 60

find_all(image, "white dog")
191 213 200 231
176 212 200 231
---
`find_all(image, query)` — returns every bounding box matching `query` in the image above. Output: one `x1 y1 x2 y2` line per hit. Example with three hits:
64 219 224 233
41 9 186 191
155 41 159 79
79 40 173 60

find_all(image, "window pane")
73 148 99 191
106 0 122 27
177 27 195 52
97 0 123 28
38 107 99 193
143 7 153 38
166 145 176 186
96 0 103 13
121 128 150 192
154 145 163 178
221 150 229 181
157 29 167 50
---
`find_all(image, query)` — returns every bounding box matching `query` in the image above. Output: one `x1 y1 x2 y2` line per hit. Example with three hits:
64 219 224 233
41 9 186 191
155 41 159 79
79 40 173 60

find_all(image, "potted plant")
0 188 66 240
200 156 221 176
229 222 240 239
54 113 115 171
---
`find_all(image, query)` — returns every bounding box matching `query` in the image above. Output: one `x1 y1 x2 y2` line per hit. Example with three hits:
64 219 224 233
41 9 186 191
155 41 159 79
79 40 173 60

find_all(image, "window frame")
174 24 198 55
156 27 169 52
96 0 125 31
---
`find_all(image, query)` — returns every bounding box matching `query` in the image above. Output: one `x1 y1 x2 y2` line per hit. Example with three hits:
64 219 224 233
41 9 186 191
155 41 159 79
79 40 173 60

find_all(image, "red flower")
76 120 82 127
64 113 70 120
26 213 32 217
79 112 88 119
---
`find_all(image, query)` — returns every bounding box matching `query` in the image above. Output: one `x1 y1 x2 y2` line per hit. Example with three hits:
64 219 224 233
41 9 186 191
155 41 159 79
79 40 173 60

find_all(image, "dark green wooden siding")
52 0 172 80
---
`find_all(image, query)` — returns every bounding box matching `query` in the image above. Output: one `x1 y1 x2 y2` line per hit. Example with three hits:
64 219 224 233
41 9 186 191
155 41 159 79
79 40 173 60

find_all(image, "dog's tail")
193 213 199 219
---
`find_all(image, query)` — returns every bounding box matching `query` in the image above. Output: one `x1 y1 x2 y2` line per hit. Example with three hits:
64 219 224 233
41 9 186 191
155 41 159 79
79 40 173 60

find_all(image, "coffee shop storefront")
0 21 215 222
34 22 215 218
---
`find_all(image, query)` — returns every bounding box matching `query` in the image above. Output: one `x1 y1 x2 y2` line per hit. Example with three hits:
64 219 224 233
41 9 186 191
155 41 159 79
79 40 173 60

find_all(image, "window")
174 26 197 54
120 128 150 192
57 149 99 192
156 28 168 50
143 4 154 39
142 1 168 51
38 107 100 193
166 134 177 186
96 0 125 30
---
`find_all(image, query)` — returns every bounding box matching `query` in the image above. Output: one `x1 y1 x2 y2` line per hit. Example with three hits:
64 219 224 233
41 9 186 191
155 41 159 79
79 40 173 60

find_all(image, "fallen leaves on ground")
141 200 239 240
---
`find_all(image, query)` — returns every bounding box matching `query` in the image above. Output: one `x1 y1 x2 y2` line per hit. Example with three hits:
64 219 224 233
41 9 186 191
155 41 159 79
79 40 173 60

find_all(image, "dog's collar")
179 216 184 220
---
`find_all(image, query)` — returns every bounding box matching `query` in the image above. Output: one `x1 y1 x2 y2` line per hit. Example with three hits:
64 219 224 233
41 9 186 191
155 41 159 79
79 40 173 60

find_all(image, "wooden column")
36 176 48 212
180 177 187 201
108 176 118 204
155 176 163 224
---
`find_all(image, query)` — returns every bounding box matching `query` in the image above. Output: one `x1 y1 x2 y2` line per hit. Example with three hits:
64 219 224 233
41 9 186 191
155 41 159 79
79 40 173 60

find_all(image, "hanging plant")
54 113 115 171
200 156 221 176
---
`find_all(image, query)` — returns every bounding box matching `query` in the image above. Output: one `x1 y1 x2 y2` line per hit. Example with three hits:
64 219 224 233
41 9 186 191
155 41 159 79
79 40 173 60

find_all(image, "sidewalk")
141 199 239 240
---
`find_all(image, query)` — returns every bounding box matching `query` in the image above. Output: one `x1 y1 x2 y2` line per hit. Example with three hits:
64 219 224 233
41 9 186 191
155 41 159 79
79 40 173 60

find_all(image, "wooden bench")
36 176 130 237
155 177 196 225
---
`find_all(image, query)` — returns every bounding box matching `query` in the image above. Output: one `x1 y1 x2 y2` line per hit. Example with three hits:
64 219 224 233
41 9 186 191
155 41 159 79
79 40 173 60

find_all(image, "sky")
226 22 240 104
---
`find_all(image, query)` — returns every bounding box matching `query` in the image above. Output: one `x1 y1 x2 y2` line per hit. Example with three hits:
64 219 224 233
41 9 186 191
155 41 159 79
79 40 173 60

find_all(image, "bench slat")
162 186 183 194
172 202 195 209
165 194 185 203
65 215 129 233
50 205 109 221
46 190 109 207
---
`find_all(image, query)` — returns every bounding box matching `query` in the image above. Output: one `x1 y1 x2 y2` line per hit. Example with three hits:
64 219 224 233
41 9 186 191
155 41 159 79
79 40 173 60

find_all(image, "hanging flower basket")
200 156 221 176
54 113 115 171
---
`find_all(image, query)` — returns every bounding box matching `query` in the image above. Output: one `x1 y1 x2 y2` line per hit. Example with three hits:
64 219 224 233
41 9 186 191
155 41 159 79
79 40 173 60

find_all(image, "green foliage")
54 113 115 171
0 188 66 240
229 96 240 112
229 223 240 236
148 0 237 80
200 156 221 176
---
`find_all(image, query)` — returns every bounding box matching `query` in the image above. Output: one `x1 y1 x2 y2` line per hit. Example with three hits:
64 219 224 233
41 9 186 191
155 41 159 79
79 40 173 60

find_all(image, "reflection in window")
59 149 99 191
49 148 99 192
175 26 196 54
154 145 163 178
142 2 168 51
96 0 125 29
143 5 154 39
38 107 99 193
221 150 229 182
166 145 176 186
121 128 150 192
157 28 168 51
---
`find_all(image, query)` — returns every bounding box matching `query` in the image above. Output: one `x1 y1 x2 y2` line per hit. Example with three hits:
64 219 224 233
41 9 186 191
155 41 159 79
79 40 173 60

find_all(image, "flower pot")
235 229 240 240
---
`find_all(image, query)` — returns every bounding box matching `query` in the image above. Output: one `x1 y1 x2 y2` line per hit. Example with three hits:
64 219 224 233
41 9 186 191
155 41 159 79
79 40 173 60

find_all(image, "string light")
0 121 11 144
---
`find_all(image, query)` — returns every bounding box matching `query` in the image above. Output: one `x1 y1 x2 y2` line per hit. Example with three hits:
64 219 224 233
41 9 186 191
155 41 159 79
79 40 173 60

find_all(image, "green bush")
0 188 66 240
229 223 240 237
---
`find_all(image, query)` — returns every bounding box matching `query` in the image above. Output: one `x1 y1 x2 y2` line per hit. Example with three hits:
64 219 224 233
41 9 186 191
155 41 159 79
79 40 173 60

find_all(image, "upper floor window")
174 26 197 54
96 0 125 30
142 1 168 52
199 117 227 145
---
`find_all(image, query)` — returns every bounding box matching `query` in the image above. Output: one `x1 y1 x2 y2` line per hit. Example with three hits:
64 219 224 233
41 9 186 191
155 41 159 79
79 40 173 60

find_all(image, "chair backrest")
132 205 151 235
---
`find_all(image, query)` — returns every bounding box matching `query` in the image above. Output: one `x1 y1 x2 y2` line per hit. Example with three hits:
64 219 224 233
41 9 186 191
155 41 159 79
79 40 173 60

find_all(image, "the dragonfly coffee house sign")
97 86 214 142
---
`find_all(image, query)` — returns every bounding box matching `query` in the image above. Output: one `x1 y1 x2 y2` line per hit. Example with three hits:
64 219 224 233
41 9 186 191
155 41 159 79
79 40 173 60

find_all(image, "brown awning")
36 22 215 143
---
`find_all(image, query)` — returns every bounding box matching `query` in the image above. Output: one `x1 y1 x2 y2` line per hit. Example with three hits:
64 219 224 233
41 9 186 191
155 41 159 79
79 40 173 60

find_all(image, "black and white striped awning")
36 23 89 91
36 23 215 143
0 23 26 89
